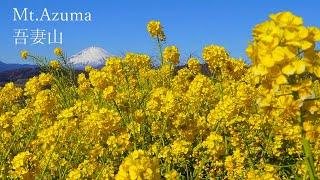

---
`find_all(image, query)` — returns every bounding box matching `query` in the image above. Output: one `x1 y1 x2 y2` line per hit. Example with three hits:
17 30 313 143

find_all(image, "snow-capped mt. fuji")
68 47 111 67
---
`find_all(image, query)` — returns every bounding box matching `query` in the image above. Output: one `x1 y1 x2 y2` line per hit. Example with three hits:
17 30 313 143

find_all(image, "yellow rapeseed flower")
163 46 180 65
202 45 229 70
2 11 320 179
20 50 28 60
54 47 63 56
147 20 165 41
187 57 201 73
49 60 61 69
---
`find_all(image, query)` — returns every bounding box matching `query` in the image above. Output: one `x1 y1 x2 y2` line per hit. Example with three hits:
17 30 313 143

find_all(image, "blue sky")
1 0 319 64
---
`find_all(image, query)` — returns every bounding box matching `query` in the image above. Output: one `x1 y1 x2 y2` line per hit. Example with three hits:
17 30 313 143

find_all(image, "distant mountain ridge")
0 67 40 87
0 61 36 72
0 63 211 87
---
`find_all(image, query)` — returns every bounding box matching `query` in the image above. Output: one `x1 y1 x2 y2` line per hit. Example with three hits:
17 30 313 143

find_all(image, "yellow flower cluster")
20 50 28 60
187 57 201 73
147 20 165 41
9 151 37 179
54 47 63 56
116 150 160 180
1 11 320 179
163 46 180 65
202 45 247 81
203 45 229 70
247 11 320 85
49 60 60 69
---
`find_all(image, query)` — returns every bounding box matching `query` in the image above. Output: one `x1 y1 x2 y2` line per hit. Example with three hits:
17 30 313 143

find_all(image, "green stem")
157 36 164 66
302 138 317 180
299 115 317 180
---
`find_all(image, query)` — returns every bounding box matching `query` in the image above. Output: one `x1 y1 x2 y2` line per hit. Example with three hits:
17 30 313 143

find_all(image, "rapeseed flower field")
1 11 320 179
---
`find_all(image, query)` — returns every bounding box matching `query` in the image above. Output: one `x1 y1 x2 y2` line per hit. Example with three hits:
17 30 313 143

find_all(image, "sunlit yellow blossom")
202 132 224 156
54 47 63 56
103 85 116 101
147 20 165 41
38 73 54 86
85 65 93 72
20 50 28 60
187 57 201 73
9 151 36 178
67 169 81 180
77 73 91 95
1 11 320 179
163 46 180 65
171 140 191 158
115 150 160 180
269 11 303 27
165 170 179 180
125 53 151 70
202 45 229 70
49 60 60 69
33 90 57 115
24 77 42 96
